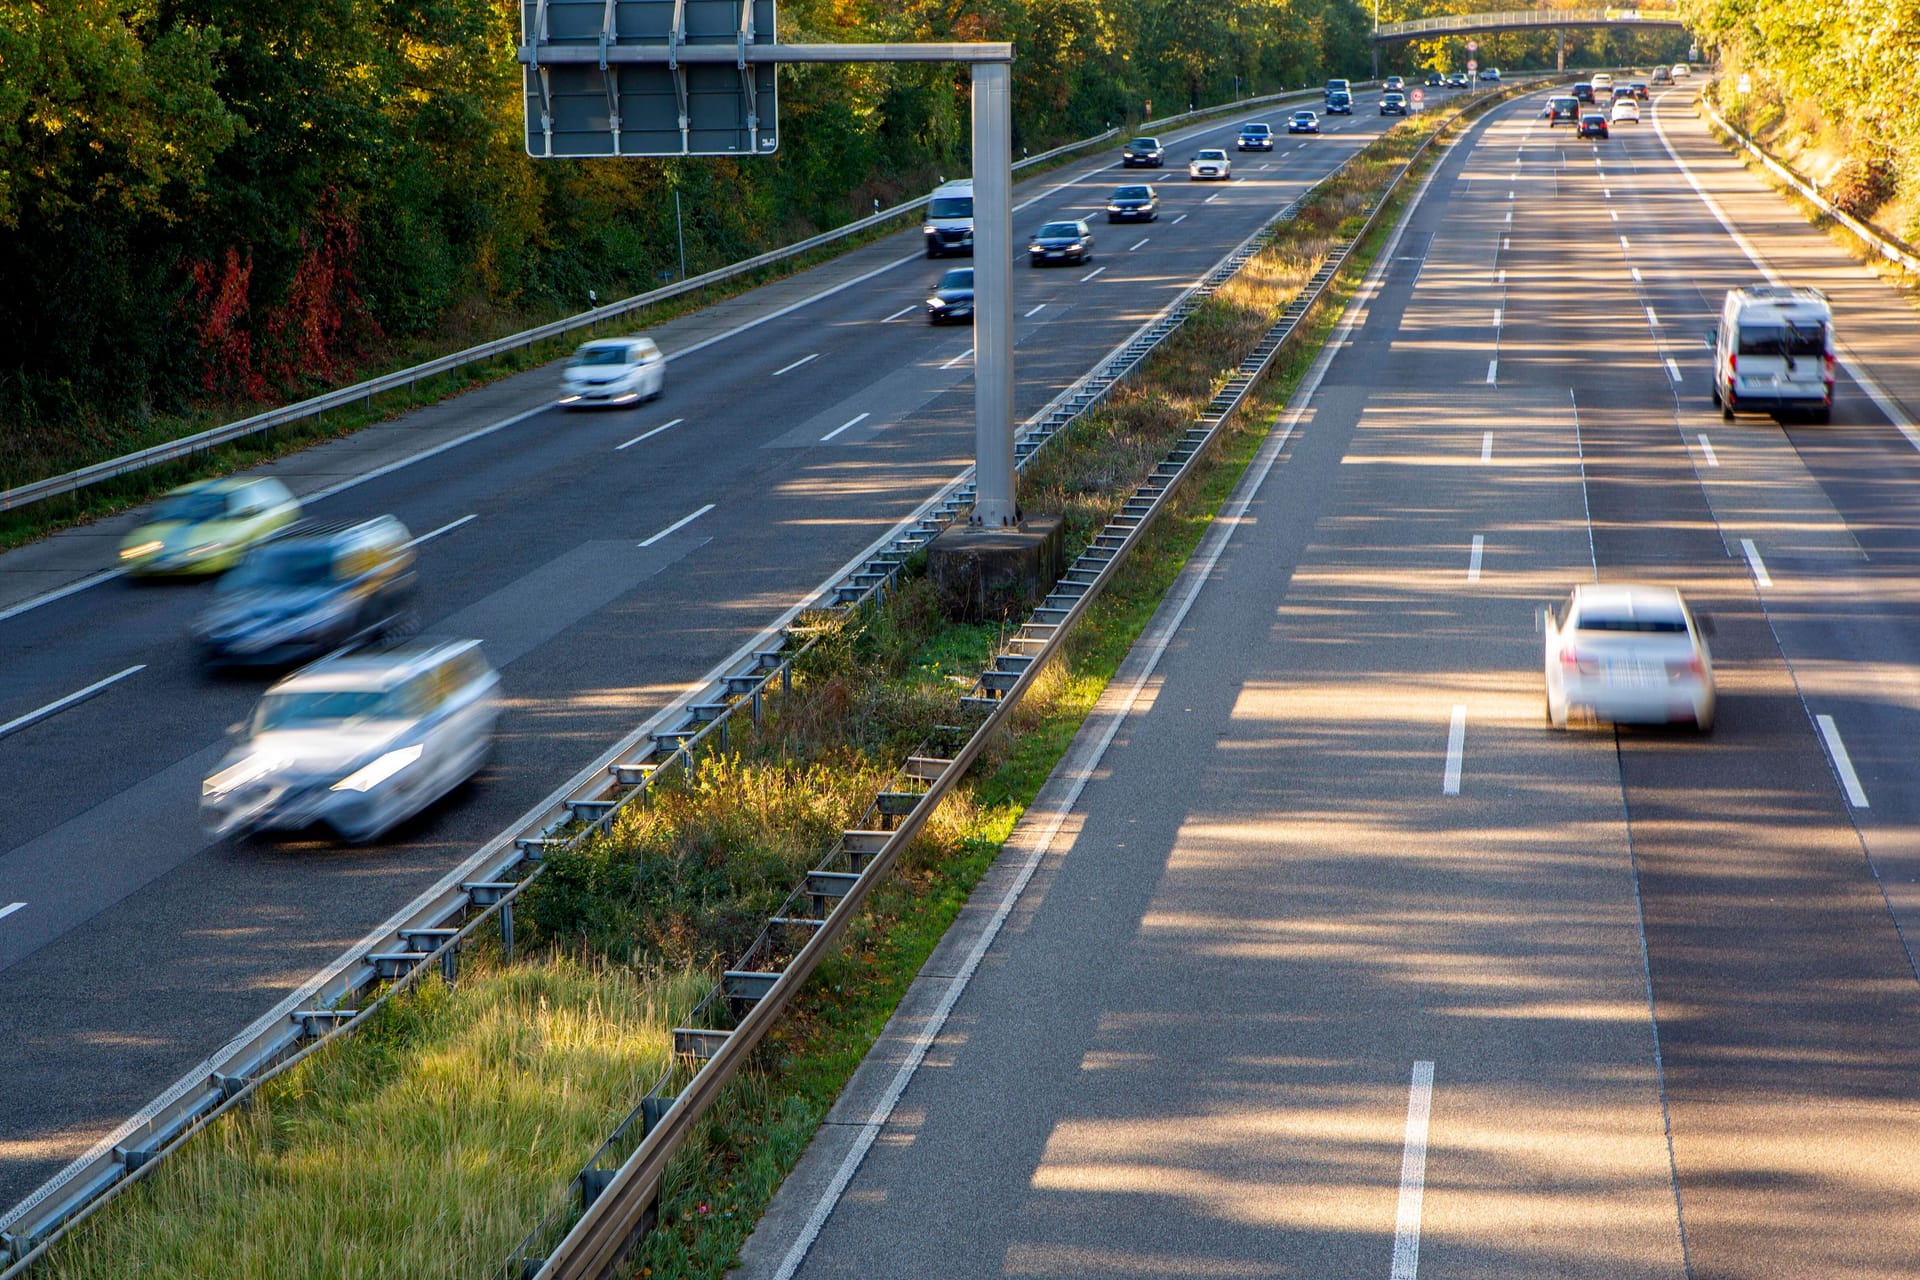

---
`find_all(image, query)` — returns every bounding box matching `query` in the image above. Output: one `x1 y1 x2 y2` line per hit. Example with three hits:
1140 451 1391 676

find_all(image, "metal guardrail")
1375 7 1684 38
0 85 1359 1274
1697 95 1920 279
0 86 1340 518
516 89 1520 1280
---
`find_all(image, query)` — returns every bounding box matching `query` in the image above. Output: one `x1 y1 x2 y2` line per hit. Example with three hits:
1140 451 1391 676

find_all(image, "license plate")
1605 662 1662 687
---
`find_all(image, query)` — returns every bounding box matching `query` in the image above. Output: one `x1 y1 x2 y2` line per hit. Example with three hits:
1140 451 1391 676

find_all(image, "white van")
1712 284 1835 422
923 179 974 258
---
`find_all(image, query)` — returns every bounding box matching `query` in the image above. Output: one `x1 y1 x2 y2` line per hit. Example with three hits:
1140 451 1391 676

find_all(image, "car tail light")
1667 657 1705 678
1559 645 1581 668
1824 352 1835 385
1727 353 1737 376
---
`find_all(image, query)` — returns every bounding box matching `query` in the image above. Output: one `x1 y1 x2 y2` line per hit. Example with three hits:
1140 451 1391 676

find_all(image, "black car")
1121 137 1164 168
1325 91 1352 115
1236 123 1274 151
1446 72 1469 88
1578 112 1610 139
194 516 417 668
1544 96 1579 126
926 267 974 324
1105 184 1158 223
1380 92 1408 116
1287 110 1320 134
1028 219 1094 266
1425 72 1445 87
1383 75 1406 93
1572 82 1595 103
1629 81 1650 100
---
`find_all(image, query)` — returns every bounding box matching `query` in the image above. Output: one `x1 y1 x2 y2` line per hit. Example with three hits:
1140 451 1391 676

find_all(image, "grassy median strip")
38 104 1471 1280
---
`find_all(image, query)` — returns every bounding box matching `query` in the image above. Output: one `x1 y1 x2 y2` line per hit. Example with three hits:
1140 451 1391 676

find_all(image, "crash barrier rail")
1697 95 1920 279
0 82 1397 1274
513 87 1534 1280
0 83 1356 518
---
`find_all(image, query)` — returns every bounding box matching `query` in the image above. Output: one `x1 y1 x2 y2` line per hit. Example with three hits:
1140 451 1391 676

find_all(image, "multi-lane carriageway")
730 93 1920 1279
0 94 1404 1213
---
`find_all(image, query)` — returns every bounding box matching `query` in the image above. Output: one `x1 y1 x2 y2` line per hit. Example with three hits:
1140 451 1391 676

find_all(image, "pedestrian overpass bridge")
1373 7 1689 43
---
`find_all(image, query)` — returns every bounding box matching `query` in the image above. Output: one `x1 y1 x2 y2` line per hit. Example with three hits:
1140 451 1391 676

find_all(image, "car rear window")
1737 322 1825 357
1576 613 1687 634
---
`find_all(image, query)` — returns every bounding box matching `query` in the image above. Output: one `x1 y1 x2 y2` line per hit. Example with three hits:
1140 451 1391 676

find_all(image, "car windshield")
1113 187 1150 200
1128 139 1158 150
1576 612 1687 634
1242 125 1268 134
152 490 228 523
928 196 973 219
224 542 337 590
1196 150 1226 161
1036 223 1081 238
937 269 973 291
253 688 405 732
1293 112 1314 120
572 345 630 366
1737 321 1825 357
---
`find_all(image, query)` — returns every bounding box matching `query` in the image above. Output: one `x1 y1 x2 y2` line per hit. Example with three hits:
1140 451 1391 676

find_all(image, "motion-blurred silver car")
559 337 665 408
1542 584 1715 731
202 639 499 842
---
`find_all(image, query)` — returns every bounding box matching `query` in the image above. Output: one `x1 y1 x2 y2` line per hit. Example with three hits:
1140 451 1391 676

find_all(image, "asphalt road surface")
737 87 1920 1280
0 96 1399 1213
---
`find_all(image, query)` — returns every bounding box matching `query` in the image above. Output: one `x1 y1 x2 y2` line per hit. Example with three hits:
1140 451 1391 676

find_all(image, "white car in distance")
1610 95 1640 123
1188 149 1232 181
559 336 665 408
1541 584 1716 731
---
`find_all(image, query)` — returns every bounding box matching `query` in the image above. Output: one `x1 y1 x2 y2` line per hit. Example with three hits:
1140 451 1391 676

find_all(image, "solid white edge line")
1467 535 1485 582
881 305 914 322
1816 714 1870 809
1740 537 1773 587
1481 431 1493 462
1650 96 1920 451
820 412 870 443
638 503 716 548
0 665 147 741
769 111 1443 1279
1443 706 1466 795
1024 303 1047 318
401 513 476 550
0 569 124 627
616 417 686 451
0 902 24 922
1697 433 1719 467
1080 265 1106 282
771 352 819 377
1389 1061 1437 1280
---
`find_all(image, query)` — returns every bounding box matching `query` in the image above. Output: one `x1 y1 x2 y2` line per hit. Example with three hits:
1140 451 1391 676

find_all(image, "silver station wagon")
203 639 500 842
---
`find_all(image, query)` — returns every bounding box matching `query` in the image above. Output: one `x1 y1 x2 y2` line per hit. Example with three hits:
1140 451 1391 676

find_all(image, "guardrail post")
500 898 515 960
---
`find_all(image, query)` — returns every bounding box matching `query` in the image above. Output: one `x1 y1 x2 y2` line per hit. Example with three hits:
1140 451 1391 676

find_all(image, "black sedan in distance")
926 267 974 324
1106 184 1159 223
1121 137 1164 167
1028 219 1095 266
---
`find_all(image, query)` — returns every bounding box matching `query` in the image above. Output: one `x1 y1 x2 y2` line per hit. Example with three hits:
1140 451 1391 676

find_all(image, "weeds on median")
36 103 1473 1280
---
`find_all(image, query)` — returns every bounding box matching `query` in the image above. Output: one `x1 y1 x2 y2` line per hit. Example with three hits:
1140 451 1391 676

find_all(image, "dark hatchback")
1578 112 1610 139
194 516 417 668
926 267 974 324
1324 91 1352 115
1028 219 1094 266
1380 92 1408 116
1106 184 1158 222
1121 137 1164 168
1236 123 1274 151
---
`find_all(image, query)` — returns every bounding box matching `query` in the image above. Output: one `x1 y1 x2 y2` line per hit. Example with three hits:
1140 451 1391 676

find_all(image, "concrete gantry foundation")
926 516 1065 622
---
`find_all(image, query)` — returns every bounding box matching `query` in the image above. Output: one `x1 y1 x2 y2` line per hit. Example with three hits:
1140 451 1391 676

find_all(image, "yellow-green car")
118 478 302 576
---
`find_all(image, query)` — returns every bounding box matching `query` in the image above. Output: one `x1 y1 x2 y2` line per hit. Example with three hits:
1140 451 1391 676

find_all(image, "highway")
0 94 1402 1213
736 89 1920 1279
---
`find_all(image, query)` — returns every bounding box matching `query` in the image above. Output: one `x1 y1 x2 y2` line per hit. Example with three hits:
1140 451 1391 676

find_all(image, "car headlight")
922 224 936 236
120 540 164 561
331 744 424 793
1067 242 1084 252
927 296 946 308
204 752 287 799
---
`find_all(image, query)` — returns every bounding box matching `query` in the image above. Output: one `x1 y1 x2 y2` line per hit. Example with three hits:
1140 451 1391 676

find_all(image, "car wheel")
1695 709 1715 734
1108 214 1119 224
1722 400 1734 422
